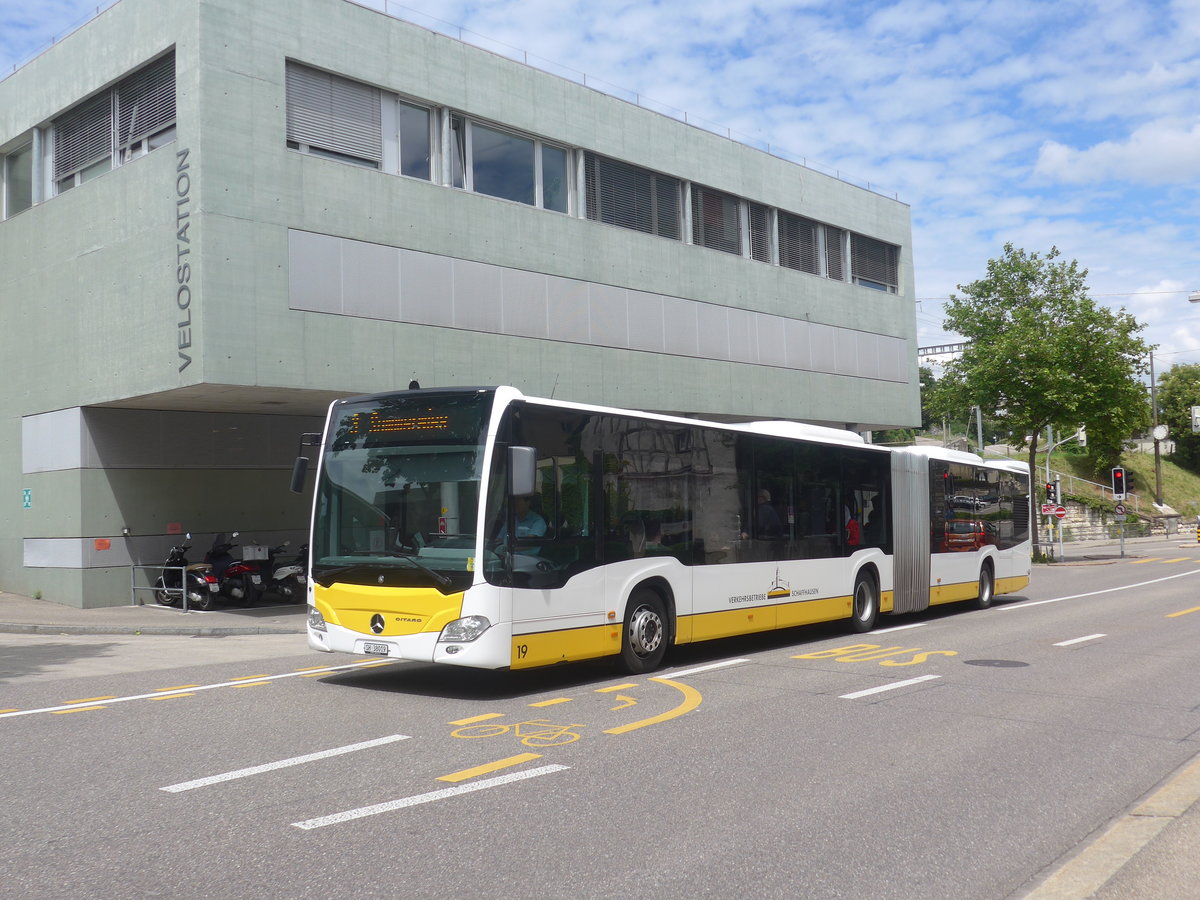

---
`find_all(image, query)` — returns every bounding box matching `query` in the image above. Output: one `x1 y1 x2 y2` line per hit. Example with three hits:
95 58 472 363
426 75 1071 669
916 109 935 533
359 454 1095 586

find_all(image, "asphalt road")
3 547 1200 898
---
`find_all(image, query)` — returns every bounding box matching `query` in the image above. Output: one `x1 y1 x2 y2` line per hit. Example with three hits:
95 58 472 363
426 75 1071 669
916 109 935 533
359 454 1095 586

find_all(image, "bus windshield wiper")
389 551 455 590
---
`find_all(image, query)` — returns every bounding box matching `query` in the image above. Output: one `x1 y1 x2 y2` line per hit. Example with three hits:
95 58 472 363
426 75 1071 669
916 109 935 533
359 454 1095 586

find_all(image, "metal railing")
130 564 191 611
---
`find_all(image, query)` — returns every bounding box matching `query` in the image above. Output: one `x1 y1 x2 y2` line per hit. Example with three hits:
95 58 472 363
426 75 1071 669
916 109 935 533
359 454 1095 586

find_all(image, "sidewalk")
0 590 306 636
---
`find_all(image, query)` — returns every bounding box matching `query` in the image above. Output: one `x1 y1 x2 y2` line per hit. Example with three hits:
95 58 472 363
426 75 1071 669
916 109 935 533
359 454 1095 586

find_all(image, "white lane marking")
840 674 940 699
292 764 570 830
161 734 411 793
0 659 394 720
1054 633 1107 647
1000 569 1200 611
871 622 927 634
665 659 750 679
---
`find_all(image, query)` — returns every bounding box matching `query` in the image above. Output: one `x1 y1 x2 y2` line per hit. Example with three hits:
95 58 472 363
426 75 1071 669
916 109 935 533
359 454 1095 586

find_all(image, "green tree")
1157 363 1200 471
938 244 1151 555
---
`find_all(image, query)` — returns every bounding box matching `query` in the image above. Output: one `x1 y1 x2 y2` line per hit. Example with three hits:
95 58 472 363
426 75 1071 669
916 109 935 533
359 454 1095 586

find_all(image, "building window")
778 211 820 275
397 100 431 180
583 151 680 240
825 226 847 281
471 122 534 205
748 202 771 263
285 62 382 169
52 51 176 194
446 115 570 211
691 185 740 255
540 144 568 213
851 233 899 293
3 141 33 218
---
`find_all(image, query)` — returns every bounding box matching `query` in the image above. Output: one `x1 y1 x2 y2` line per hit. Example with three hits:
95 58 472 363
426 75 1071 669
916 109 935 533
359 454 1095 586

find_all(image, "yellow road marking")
1167 606 1200 618
529 697 571 707
1129 558 1161 564
438 753 543 783
231 681 270 688
449 713 505 726
300 671 335 677
604 676 701 735
149 693 195 701
1163 557 1191 563
230 674 271 681
294 665 335 672
155 685 200 691
0 709 19 714
610 695 637 711
64 696 116 704
52 705 106 714
595 683 638 693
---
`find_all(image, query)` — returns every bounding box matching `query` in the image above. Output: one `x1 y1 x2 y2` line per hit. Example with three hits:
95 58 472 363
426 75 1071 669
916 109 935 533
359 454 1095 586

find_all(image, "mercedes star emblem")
370 614 385 635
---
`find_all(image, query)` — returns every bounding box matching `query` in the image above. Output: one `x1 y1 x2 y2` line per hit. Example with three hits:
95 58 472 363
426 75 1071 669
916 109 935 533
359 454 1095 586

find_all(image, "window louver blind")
748 202 770 262
54 93 112 179
826 227 846 281
691 185 740 255
778 211 820 275
851 234 898 289
286 62 382 164
584 152 680 239
116 52 176 148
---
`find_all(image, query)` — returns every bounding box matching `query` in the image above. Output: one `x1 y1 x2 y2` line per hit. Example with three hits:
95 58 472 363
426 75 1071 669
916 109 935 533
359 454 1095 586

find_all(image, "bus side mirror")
290 433 321 494
509 446 537 496
290 457 309 494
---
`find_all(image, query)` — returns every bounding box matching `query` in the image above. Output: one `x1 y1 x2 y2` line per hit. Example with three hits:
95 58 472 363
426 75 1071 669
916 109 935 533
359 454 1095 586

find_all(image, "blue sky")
5 0 1199 371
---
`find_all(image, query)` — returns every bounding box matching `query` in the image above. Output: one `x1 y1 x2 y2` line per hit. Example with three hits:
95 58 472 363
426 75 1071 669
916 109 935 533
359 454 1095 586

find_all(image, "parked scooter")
269 542 308 603
153 535 214 610
204 532 257 606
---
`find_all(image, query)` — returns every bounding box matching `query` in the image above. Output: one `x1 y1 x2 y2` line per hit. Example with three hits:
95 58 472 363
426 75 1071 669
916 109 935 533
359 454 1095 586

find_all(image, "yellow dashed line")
595 683 638 693
149 693 195 701
1129 558 1161 564
294 665 334 672
155 685 200 691
449 713 505 726
64 696 116 704
529 697 572 707
231 681 270 688
438 753 543 783
1163 557 1191 564
52 705 106 714
1167 606 1200 618
356 661 393 668
0 709 19 714
229 674 271 681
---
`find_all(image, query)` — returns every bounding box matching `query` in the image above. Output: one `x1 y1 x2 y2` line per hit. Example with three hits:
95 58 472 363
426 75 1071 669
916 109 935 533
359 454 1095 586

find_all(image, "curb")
0 623 304 636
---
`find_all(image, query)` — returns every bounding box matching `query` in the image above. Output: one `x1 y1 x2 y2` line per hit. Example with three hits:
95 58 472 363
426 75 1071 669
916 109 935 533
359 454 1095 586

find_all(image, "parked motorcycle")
269 542 308 603
153 535 213 610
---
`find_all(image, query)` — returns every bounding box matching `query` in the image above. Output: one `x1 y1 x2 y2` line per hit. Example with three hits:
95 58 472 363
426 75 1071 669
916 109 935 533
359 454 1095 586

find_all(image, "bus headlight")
439 615 491 643
307 605 327 632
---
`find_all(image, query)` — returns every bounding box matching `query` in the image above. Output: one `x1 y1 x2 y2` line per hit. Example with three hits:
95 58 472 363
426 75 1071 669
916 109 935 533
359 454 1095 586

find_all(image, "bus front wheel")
619 589 668 674
849 572 878 633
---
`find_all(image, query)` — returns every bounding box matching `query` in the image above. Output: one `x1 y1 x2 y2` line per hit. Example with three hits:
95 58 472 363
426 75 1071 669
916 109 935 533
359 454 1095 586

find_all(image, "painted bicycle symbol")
450 719 584 747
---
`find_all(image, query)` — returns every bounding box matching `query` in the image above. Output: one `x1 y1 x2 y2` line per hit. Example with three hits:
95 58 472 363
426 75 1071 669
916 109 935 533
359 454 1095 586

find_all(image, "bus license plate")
362 642 389 656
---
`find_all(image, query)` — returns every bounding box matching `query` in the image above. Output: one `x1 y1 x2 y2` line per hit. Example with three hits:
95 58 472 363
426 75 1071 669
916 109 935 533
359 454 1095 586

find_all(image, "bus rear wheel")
619 589 668 674
974 563 995 610
849 572 878 633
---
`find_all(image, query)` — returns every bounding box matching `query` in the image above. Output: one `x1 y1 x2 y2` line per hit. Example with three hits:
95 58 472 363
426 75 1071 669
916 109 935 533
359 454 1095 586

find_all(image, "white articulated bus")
301 386 1031 673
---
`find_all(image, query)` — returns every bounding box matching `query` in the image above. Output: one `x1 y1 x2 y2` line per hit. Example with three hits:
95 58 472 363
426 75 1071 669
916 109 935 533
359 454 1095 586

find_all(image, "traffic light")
1045 481 1057 503
1112 467 1126 500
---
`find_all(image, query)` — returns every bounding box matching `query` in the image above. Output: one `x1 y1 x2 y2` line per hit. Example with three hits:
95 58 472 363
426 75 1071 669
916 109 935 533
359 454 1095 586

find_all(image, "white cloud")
1036 119 1200 185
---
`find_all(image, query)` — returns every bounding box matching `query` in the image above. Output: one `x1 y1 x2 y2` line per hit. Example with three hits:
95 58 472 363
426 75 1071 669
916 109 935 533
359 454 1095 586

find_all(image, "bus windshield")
312 390 494 591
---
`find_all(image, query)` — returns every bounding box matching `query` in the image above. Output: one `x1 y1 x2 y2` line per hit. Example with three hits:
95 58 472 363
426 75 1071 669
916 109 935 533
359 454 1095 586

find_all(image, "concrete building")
0 0 918 607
